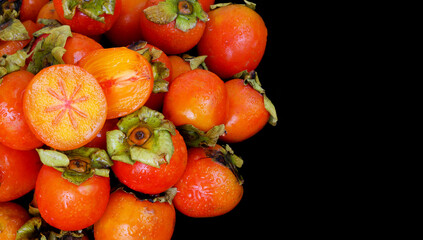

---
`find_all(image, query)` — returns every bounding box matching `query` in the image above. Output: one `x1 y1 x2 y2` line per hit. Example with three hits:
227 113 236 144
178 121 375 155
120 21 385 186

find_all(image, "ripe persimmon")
0 143 42 202
0 70 44 150
53 0 122 36
23 64 107 151
19 0 50 22
139 0 208 54
112 129 187 194
163 69 227 132
84 118 119 149
78 47 154 119
0 202 30 240
105 0 148 46
173 145 243 217
35 165 110 231
168 55 192 81
36 1 61 23
197 3 267 78
220 72 277 143
62 32 104 65
94 189 176 240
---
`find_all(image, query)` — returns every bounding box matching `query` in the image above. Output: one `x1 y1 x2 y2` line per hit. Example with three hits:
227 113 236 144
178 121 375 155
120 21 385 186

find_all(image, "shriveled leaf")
0 19 29 41
62 168 94 185
144 0 178 24
0 50 28 78
62 0 116 23
178 124 225 147
107 130 130 156
15 217 43 240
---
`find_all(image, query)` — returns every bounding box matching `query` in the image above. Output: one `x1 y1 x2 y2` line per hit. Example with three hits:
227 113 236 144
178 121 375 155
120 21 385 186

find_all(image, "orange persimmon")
36 1 61 23
23 64 107 151
168 55 192 82
19 0 50 22
0 202 31 240
0 70 44 150
78 47 154 119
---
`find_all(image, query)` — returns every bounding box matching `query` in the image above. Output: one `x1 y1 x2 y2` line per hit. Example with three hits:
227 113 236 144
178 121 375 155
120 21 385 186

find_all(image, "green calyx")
36 147 113 185
210 0 256 10
0 2 29 41
107 106 176 168
144 0 208 32
0 50 27 79
61 0 116 23
16 216 86 240
233 70 278 126
205 144 244 185
178 124 225 147
27 24 72 74
182 54 208 70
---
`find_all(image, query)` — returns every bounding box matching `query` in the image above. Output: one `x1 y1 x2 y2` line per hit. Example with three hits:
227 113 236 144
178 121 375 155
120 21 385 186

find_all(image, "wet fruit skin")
163 69 227 132
78 47 154 119
0 202 31 240
112 130 188 194
0 143 42 202
173 146 243 217
139 0 206 54
105 0 148 46
94 189 176 240
53 0 122 36
197 4 267 79
0 70 44 150
220 78 270 143
35 165 110 231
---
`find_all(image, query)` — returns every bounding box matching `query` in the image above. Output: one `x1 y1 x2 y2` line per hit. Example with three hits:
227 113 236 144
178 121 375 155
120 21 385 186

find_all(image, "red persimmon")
0 143 42 202
94 189 176 240
35 165 110 231
84 118 119 149
173 145 243 217
139 0 208 54
0 70 44 150
19 0 50 22
220 77 270 143
197 3 267 79
53 0 122 36
0 202 31 240
112 130 187 194
163 69 227 132
105 0 148 46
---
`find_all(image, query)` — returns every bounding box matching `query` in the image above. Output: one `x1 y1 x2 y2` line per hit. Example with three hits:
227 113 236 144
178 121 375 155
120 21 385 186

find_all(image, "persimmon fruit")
23 64 107 151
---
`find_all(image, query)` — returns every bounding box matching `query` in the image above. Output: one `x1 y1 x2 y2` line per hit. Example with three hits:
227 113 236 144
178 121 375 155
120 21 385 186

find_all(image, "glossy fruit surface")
53 0 122 36
84 118 119 149
23 64 107 150
62 33 104 65
105 0 147 46
163 69 227 131
197 4 267 78
37 1 61 22
94 189 176 240
0 143 42 202
112 130 187 194
35 165 110 231
139 0 206 54
220 78 269 143
0 70 44 150
0 202 30 240
19 0 50 22
173 146 243 217
78 47 154 119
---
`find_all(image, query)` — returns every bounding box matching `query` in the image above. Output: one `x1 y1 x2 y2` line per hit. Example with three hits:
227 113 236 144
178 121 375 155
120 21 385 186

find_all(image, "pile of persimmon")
0 0 277 239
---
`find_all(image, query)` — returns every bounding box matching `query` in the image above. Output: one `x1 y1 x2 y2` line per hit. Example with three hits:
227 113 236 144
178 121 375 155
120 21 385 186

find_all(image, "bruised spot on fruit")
127 126 152 146
178 1 193 15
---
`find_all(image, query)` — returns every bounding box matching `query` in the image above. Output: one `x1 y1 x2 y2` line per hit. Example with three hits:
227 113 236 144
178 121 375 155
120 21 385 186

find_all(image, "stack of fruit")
0 0 277 239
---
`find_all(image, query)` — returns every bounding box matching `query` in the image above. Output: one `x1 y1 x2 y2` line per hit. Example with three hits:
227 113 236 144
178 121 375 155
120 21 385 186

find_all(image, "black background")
172 1 284 239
